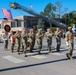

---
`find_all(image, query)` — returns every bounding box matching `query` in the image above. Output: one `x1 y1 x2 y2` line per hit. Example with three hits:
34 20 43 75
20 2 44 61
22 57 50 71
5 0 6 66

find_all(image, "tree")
68 11 76 26
62 11 76 26
44 3 56 19
55 1 68 20
37 18 45 30
62 13 69 25
55 1 62 19
43 3 56 28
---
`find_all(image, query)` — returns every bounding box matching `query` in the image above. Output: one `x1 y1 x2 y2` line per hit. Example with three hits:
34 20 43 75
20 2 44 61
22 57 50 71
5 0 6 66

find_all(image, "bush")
51 27 56 32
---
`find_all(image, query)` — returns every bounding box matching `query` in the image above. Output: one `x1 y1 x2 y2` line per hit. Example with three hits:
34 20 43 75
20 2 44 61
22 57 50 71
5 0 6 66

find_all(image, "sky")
0 0 76 19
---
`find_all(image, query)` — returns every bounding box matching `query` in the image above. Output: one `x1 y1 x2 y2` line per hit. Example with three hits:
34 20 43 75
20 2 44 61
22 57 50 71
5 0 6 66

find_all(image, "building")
0 15 66 35
0 15 39 34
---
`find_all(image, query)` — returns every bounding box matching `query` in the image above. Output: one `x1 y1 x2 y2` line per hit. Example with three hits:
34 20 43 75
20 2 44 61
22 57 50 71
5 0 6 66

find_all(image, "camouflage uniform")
10 31 15 53
28 29 35 52
21 30 28 57
45 29 53 52
36 29 44 54
65 27 74 60
32 31 36 49
55 28 62 52
3 32 8 51
15 30 21 55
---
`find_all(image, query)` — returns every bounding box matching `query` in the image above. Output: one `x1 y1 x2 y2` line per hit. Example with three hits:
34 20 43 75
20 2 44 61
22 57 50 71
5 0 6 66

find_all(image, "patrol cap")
38 28 42 31
56 27 59 29
68 27 72 29
47 28 50 30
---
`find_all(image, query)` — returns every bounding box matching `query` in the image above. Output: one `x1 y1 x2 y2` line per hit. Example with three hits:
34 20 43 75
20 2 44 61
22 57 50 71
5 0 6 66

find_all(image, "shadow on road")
0 57 69 72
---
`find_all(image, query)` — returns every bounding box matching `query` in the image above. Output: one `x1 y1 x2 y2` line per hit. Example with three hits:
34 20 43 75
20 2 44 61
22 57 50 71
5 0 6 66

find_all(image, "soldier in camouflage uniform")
45 28 53 52
10 31 15 53
21 29 28 57
28 29 35 52
36 29 44 54
3 31 8 51
65 27 74 60
54 27 62 52
15 30 21 55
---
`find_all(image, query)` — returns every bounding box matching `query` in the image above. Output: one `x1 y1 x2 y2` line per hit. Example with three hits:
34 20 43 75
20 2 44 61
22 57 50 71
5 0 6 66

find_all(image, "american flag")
2 8 12 19
30 4 32 8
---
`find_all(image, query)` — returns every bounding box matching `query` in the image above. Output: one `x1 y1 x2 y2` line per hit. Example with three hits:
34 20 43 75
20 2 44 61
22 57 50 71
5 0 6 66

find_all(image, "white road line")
3 55 25 63
51 53 64 56
31 55 47 59
27 53 37 56
41 51 49 53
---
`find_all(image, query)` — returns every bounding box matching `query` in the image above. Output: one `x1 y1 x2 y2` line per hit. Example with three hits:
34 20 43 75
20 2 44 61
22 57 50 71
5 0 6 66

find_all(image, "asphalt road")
0 38 76 75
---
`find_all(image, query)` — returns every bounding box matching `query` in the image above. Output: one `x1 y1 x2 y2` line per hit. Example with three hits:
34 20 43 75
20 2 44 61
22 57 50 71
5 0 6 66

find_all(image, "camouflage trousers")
22 42 27 54
16 42 20 52
56 38 61 52
4 40 8 50
30 41 35 52
67 42 74 56
37 39 42 52
47 39 52 51
11 43 15 52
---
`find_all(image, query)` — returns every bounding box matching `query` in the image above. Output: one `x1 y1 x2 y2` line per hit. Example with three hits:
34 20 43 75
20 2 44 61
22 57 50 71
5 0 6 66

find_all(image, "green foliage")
40 1 76 28
51 27 56 32
43 3 56 19
37 18 45 30
62 11 76 27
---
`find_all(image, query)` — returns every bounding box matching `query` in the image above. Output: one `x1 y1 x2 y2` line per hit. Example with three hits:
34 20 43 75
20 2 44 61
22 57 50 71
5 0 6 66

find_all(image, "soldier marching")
14 30 21 55
54 27 62 52
3 31 8 51
65 27 74 60
9 31 15 53
21 29 28 57
36 29 44 54
28 29 35 53
45 28 53 52
2 27 75 60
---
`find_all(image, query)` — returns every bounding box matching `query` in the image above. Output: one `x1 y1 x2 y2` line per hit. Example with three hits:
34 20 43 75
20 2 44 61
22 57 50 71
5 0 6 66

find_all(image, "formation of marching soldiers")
2 27 74 60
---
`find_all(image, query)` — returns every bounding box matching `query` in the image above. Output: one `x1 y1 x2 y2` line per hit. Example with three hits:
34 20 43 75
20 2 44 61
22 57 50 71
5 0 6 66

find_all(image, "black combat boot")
66 53 74 60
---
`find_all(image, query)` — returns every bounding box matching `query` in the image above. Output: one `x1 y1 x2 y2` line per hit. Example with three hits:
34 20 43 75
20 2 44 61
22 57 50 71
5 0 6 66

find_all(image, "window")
17 20 21 27
24 20 28 27
0 24 1 29
11 22 16 27
28 20 37 27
